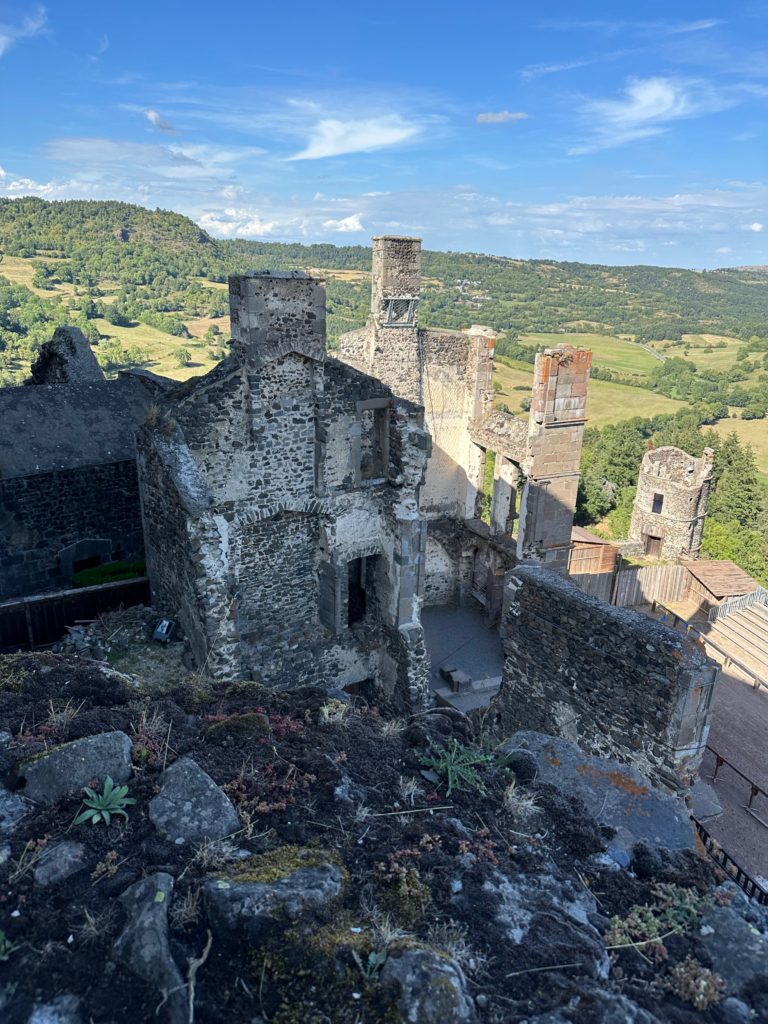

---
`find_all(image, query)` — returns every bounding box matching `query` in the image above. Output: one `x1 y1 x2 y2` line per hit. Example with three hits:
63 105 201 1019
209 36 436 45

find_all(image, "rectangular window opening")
360 406 389 481
384 297 416 326
652 492 664 514
347 558 367 627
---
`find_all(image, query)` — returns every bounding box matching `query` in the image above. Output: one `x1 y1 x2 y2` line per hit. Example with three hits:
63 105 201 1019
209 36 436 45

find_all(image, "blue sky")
1 1 767 267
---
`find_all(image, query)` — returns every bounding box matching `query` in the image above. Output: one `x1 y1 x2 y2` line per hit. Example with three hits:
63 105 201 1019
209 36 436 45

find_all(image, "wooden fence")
570 561 690 610
0 578 150 653
568 571 614 603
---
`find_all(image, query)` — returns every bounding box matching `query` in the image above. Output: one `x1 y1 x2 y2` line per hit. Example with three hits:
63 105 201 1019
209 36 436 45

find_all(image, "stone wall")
492 563 719 792
138 270 432 709
629 446 714 560
0 461 144 601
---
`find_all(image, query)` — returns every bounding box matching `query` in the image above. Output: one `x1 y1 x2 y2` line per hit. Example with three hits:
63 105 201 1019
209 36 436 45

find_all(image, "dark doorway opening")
644 534 662 558
72 554 102 574
348 558 367 626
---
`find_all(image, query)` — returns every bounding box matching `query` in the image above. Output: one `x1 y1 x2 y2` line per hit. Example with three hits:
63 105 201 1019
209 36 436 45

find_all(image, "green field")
0 254 76 300
709 417 768 481
520 332 659 378
90 318 220 380
649 333 744 371
494 358 686 427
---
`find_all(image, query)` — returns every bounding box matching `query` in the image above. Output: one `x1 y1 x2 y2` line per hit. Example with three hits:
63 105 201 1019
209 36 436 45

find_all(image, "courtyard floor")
422 603 504 713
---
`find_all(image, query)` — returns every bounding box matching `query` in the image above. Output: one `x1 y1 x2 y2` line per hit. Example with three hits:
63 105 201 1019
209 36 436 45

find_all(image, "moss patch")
205 712 270 745
226 845 344 885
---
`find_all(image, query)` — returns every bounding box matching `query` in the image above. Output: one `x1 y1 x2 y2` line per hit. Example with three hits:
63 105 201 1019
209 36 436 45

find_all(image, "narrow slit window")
652 492 664 514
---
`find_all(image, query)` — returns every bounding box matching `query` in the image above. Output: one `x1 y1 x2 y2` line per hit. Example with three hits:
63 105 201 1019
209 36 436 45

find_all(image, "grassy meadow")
520 332 659 378
494 357 686 427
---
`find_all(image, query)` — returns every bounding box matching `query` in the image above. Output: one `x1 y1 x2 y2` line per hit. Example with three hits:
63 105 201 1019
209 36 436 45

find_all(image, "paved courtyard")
422 603 504 713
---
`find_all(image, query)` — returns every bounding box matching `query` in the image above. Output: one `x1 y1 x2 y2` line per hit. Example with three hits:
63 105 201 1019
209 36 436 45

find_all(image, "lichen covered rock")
20 732 132 805
149 756 239 844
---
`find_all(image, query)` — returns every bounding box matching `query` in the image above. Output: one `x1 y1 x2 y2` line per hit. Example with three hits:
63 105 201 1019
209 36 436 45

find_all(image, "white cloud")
288 115 420 160
144 108 179 134
570 76 734 154
322 213 364 233
0 165 5 178
199 208 278 237
0 5 46 58
476 110 529 124
745 222 764 232
716 247 733 253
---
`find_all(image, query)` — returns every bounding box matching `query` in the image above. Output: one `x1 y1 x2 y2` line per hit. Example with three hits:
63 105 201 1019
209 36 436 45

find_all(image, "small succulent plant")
74 776 136 826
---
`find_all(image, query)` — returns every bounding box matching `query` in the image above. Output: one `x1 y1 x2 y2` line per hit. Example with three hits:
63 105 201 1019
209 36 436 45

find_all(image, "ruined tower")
517 346 593 572
629 445 714 560
338 237 593 608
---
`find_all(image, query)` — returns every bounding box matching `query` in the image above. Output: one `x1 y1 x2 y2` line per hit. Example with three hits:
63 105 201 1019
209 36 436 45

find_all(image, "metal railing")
692 818 768 904
705 744 768 830
709 586 768 623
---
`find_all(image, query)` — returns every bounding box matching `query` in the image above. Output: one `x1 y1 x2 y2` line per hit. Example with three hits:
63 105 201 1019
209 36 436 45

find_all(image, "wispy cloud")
538 18 721 37
570 76 734 154
744 221 764 232
45 137 265 180
475 111 529 124
288 115 421 160
144 108 179 133
0 5 46 58
322 213 365 232
521 49 637 79
89 32 109 63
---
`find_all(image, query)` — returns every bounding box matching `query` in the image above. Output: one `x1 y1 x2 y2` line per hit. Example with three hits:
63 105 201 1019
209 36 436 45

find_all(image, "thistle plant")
74 776 136 826
419 738 496 795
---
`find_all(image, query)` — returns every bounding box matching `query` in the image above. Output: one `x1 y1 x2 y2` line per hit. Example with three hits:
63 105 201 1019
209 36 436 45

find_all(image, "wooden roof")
682 560 758 599
571 525 615 547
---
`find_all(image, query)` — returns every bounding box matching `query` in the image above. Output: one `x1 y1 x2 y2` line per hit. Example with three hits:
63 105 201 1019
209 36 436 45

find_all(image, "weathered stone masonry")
0 328 160 601
138 271 432 709
629 445 714 561
492 563 718 792
339 236 592 610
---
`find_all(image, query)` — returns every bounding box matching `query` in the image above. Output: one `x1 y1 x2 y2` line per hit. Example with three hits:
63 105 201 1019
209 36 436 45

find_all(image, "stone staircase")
704 599 768 681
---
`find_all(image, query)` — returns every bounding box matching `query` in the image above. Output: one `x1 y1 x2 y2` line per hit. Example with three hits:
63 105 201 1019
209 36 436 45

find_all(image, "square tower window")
652 493 664 514
384 297 417 326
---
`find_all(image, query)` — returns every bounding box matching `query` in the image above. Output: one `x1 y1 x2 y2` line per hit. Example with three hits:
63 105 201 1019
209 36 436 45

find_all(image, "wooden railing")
709 586 768 623
651 600 768 694
692 817 768 905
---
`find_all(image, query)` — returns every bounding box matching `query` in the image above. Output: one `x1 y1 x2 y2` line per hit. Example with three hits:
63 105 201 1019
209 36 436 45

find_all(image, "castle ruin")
629 445 714 560
137 271 432 709
338 237 592 619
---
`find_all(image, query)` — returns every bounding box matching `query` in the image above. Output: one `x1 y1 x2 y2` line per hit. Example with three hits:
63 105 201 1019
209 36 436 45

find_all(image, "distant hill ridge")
1 196 768 341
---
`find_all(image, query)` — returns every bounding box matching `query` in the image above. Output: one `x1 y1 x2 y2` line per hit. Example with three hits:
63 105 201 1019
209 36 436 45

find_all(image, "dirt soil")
0 622 764 1024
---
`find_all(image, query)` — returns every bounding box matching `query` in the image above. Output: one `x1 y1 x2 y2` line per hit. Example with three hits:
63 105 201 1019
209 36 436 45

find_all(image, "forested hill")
2 197 768 346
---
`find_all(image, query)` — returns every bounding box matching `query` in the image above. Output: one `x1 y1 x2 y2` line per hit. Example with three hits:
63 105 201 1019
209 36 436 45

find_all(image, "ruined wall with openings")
138 270 432 709
629 446 714 561
492 563 719 792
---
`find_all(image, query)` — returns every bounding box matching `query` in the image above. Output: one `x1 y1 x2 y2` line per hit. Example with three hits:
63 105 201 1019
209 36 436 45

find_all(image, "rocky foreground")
0 614 766 1023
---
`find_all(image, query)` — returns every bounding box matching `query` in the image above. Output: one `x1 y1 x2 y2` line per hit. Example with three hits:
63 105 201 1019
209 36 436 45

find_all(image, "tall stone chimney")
371 236 422 329
229 270 326 366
